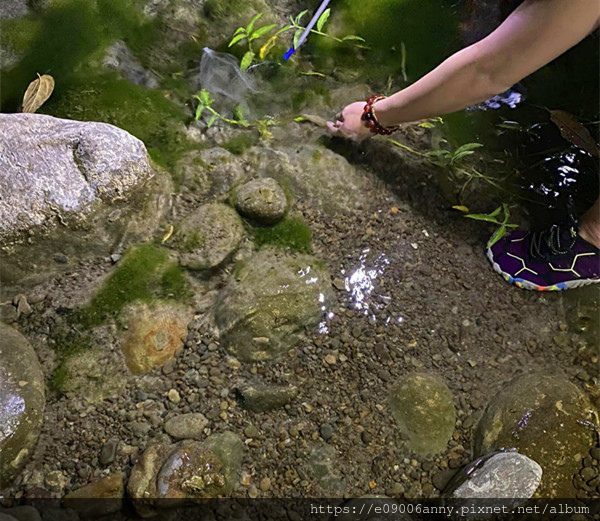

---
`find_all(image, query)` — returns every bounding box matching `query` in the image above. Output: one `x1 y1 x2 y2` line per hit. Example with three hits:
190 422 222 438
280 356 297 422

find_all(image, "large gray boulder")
0 323 45 487
214 248 334 361
474 373 597 498
0 114 172 288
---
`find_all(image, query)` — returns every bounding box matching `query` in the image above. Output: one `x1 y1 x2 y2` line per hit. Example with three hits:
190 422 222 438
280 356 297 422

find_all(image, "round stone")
175 203 244 270
235 178 288 224
474 373 597 497
0 324 45 487
389 373 456 455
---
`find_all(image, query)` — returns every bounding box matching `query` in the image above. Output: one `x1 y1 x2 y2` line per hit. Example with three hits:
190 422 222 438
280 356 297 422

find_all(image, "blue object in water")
283 47 295 61
283 0 332 60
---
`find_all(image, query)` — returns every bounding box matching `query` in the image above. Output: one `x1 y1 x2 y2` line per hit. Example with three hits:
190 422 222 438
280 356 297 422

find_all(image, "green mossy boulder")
214 248 333 361
174 203 245 270
474 373 597 498
234 178 288 224
0 324 45 488
0 114 173 291
389 373 456 455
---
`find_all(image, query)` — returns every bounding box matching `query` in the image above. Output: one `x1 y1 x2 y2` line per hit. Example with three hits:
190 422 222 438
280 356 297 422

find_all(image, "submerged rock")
164 413 209 440
474 373 597 497
214 248 333 361
0 114 172 289
0 324 45 487
176 147 245 198
306 443 347 496
246 145 368 214
128 432 243 516
175 203 245 270
389 373 456 455
449 452 542 498
102 40 159 89
63 472 124 519
56 348 127 404
234 178 288 224
120 301 190 375
236 384 298 412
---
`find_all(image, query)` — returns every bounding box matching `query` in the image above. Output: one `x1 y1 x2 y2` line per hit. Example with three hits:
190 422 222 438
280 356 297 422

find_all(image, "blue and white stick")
283 0 332 60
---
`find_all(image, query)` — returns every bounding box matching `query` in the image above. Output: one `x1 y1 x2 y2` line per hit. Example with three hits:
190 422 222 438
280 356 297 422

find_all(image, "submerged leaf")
549 110 599 157
293 28 303 49
452 205 469 213
22 74 55 113
240 50 255 71
316 8 330 32
251 24 277 41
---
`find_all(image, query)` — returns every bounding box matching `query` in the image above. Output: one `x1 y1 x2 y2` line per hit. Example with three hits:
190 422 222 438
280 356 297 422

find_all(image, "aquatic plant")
459 204 518 247
193 88 278 139
228 9 365 70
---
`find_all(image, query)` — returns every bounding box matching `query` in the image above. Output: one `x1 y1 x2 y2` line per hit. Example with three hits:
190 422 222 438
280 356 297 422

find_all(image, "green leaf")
316 8 330 32
233 105 247 125
251 24 277 40
487 225 507 248
240 50 255 70
233 27 245 36
194 105 204 121
199 89 212 105
246 13 262 34
228 32 247 47
293 28 303 49
453 142 483 155
294 116 307 122
207 114 218 128
275 24 293 36
294 10 308 25
451 150 476 162
342 35 365 41
418 122 435 128
465 214 501 224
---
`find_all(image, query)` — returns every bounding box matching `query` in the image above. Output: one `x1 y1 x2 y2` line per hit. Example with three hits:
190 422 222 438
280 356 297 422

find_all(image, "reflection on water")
340 249 404 325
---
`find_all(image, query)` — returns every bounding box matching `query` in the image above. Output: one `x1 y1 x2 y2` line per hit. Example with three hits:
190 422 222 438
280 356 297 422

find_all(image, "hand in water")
326 101 373 142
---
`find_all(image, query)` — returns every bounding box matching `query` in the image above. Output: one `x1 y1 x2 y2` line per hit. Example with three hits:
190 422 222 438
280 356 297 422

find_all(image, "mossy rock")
214 248 333 361
245 145 368 215
0 114 173 291
235 177 288 224
473 373 597 498
389 373 456 455
250 216 312 253
79 243 189 328
128 432 243 515
0 324 45 488
54 347 127 403
174 203 245 270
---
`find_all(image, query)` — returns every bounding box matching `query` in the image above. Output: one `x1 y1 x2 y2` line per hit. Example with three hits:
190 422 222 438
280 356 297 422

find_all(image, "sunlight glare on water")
341 249 398 322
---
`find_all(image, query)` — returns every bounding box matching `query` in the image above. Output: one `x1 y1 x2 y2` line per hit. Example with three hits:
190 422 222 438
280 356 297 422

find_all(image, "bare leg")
578 197 600 249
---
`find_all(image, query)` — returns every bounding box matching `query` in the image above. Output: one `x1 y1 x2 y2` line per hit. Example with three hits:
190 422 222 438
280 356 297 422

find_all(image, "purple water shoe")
487 224 600 290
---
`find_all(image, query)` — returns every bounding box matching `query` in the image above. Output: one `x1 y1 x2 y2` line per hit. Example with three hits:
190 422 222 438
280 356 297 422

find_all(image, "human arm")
327 0 600 140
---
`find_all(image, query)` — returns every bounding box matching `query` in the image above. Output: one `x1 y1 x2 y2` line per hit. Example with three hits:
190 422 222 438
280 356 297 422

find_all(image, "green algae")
223 134 259 155
309 0 459 87
0 0 197 178
251 217 312 253
77 243 188 328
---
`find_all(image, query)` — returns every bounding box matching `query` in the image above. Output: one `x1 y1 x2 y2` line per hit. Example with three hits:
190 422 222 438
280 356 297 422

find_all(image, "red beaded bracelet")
362 95 400 135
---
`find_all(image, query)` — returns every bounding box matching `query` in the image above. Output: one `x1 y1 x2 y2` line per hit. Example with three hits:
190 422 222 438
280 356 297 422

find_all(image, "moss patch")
0 0 197 178
251 217 312 253
223 133 258 155
76 243 189 327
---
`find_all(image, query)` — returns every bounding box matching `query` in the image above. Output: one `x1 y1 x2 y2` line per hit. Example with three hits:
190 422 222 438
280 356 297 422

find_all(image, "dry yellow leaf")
390 206 399 214
22 74 55 113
